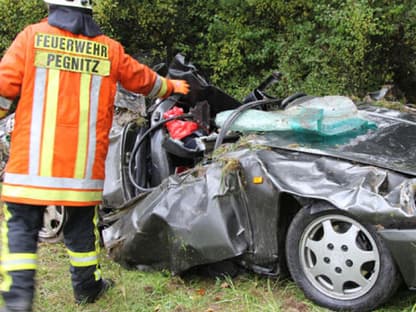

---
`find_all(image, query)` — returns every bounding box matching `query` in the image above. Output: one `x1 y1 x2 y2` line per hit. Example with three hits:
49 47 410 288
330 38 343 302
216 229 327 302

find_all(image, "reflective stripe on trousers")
63 205 103 295
0 203 44 308
0 203 102 308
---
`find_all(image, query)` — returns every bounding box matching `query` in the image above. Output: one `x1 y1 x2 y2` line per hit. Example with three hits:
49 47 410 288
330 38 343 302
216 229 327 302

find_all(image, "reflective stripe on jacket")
0 20 172 206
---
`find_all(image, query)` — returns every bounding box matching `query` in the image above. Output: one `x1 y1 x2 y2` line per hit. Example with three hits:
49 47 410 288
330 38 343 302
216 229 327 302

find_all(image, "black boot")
74 279 114 304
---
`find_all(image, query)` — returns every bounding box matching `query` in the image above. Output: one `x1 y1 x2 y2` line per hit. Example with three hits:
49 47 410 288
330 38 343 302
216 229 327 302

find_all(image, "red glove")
170 79 190 95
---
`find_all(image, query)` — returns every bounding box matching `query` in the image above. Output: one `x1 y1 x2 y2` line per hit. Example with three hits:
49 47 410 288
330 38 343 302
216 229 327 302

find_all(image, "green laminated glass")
215 96 377 137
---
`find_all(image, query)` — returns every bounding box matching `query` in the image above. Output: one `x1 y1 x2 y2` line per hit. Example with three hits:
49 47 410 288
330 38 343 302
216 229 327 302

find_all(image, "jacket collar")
47 5 102 37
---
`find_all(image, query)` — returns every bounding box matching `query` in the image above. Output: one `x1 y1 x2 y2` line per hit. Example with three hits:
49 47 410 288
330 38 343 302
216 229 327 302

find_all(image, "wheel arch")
276 195 345 276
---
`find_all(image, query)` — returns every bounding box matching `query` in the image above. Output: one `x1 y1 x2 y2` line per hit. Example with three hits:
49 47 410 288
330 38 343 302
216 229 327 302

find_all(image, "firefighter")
0 0 189 311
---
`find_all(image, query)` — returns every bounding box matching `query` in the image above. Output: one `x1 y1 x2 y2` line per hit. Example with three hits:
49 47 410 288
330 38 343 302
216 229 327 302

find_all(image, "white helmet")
43 0 92 10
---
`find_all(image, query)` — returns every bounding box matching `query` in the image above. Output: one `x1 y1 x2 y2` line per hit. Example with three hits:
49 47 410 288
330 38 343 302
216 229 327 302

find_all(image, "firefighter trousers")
0 202 103 310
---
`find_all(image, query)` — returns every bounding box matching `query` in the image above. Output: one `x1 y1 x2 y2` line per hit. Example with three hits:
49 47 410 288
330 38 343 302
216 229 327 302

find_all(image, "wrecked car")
99 54 416 311
101 55 416 312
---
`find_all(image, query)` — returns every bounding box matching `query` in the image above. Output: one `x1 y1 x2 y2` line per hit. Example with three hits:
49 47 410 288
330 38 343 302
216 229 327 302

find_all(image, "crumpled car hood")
103 141 416 274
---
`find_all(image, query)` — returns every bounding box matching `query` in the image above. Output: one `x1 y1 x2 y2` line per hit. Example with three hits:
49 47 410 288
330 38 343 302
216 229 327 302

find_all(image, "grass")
0 197 414 311
0 241 414 312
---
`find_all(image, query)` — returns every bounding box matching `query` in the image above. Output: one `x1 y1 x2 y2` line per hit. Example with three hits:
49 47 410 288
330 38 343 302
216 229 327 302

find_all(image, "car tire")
38 205 66 243
285 206 401 312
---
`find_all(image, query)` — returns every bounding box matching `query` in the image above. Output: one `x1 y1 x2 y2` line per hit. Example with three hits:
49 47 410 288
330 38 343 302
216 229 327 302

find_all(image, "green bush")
0 0 46 56
95 0 183 65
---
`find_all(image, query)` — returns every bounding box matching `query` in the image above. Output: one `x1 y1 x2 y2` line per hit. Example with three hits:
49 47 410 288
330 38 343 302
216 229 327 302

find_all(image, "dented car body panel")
379 229 416 288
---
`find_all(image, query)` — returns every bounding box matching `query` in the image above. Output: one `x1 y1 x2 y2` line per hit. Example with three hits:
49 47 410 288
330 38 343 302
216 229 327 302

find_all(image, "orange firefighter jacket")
0 20 173 206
